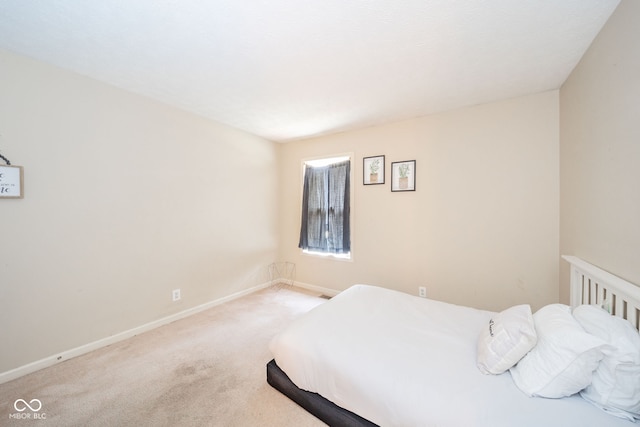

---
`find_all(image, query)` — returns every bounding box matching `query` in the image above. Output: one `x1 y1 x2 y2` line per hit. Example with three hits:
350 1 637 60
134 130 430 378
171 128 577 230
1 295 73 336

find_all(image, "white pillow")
509 304 608 398
476 304 537 375
573 304 640 421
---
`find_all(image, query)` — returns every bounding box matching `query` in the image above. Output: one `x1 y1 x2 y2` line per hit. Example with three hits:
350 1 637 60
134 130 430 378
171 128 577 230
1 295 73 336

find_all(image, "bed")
267 256 640 426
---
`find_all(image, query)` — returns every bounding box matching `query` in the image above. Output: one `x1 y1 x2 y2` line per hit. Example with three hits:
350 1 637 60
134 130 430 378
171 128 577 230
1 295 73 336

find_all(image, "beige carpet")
0 286 328 426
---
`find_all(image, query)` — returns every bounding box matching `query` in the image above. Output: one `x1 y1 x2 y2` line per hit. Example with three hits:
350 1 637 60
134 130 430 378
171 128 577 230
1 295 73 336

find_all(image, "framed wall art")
391 160 415 192
363 155 385 185
0 165 23 198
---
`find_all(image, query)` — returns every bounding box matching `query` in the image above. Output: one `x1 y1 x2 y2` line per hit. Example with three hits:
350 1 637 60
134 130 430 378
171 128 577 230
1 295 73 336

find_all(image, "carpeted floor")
0 285 328 426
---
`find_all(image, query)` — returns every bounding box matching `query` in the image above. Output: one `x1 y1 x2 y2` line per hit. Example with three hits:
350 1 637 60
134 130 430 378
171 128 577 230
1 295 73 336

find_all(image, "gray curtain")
298 160 350 253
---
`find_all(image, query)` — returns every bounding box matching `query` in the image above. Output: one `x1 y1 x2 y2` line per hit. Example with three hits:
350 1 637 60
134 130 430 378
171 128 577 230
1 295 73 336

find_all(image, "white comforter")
270 284 633 427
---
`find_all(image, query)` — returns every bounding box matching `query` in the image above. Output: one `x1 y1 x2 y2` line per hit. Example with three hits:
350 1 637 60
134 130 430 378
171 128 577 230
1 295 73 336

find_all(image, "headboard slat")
590 279 599 305
597 284 605 307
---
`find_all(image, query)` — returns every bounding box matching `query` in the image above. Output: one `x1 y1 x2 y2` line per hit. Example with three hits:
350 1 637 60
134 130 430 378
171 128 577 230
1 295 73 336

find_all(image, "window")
298 156 351 258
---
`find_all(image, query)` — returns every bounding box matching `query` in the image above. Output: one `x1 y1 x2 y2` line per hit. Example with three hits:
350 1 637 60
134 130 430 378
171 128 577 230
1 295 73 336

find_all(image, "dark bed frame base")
266 359 379 427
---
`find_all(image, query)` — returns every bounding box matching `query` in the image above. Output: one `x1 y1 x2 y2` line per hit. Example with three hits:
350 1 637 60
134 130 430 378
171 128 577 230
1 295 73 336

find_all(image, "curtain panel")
298 160 350 254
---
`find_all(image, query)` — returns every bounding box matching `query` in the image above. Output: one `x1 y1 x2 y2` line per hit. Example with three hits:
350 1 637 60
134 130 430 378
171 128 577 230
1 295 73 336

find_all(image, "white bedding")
270 284 634 427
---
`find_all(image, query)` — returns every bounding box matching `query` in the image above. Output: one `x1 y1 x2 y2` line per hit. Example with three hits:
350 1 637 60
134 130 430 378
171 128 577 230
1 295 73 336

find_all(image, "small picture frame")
0 165 24 198
391 160 416 192
363 155 385 185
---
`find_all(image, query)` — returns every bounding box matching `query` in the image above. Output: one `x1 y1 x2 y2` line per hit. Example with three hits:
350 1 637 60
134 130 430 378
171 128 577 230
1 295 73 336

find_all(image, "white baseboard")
292 280 341 297
0 281 272 385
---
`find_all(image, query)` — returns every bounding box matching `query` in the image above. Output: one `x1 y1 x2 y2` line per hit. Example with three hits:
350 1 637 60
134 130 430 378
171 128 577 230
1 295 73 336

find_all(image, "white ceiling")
0 1 620 142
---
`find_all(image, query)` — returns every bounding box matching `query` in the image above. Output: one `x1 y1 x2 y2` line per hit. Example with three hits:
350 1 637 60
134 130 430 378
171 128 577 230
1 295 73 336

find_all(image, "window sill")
302 250 352 262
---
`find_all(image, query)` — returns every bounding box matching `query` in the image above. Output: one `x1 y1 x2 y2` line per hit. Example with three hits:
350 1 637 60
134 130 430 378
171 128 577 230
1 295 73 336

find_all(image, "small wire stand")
268 262 296 289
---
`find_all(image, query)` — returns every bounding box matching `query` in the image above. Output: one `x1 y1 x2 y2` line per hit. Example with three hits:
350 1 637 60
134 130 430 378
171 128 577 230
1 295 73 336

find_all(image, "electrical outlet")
172 289 181 302
418 286 427 298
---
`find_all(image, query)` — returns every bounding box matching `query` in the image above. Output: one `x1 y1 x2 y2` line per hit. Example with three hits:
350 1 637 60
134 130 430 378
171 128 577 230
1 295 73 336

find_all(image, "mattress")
266 359 378 427
269 284 634 427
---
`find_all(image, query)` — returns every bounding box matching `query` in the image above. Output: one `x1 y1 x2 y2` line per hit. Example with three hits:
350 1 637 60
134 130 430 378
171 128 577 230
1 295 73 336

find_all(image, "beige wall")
560 0 640 302
280 91 560 312
0 50 279 373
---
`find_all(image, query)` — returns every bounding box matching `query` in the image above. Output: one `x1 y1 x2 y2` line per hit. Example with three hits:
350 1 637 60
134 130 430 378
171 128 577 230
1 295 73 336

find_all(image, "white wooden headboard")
563 255 640 332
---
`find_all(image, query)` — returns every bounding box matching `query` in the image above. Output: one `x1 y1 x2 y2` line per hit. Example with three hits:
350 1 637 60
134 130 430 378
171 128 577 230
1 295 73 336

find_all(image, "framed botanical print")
391 160 415 192
363 155 385 185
